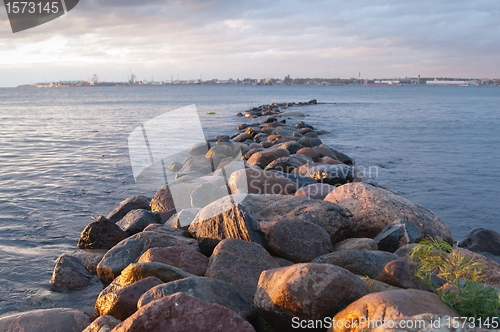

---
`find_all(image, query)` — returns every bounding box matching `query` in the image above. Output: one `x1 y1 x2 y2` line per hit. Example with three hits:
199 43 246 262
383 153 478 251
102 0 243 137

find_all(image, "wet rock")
168 162 182 172
50 254 92 291
247 148 290 169
228 168 298 195
95 276 163 320
264 156 303 173
303 131 318 138
375 260 431 290
107 196 151 223
313 146 340 160
254 263 371 332
150 176 208 212
331 289 458 332
112 292 256 332
458 228 500 256
312 250 401 278
241 194 356 244
264 217 333 262
138 276 256 321
325 183 453 243
0 308 92 332
119 262 192 285
72 249 108 274
374 219 422 252
294 183 337 200
82 315 121 332
303 164 357 185
296 121 314 129
298 136 314 147
333 238 378 251
116 209 162 236
206 239 279 302
269 170 317 188
97 232 192 285
188 196 266 256
190 182 228 209
78 216 128 250
318 145 355 165
138 246 208 276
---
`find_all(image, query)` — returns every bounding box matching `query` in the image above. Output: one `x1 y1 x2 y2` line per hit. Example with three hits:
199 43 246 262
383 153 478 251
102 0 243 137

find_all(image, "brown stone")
107 196 150 223
458 228 500 256
264 156 303 173
150 176 208 212
72 249 108 274
119 262 192 286
264 217 333 262
50 254 92 291
296 147 319 161
138 246 208 276
333 238 378 251
95 276 163 320
254 263 371 332
331 289 458 332
321 156 344 164
246 148 290 169
375 260 431 290
112 292 256 332
137 276 256 321
233 132 254 142
97 232 193 285
188 196 266 256
294 183 337 200
0 308 92 332
244 147 265 160
241 194 356 245
78 216 128 250
325 183 453 243
205 239 279 302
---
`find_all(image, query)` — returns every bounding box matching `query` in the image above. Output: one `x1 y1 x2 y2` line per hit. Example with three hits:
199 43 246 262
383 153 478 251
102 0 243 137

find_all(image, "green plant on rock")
410 238 500 320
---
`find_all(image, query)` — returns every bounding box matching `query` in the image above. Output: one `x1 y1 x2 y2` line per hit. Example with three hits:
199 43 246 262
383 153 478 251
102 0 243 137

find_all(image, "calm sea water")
0 85 499 316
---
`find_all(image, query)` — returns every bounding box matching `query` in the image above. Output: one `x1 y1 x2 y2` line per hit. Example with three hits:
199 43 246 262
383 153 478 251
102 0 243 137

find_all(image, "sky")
0 0 499 87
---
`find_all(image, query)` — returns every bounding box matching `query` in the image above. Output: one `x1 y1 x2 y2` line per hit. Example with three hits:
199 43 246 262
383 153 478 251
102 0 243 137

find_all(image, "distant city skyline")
1 1 499 87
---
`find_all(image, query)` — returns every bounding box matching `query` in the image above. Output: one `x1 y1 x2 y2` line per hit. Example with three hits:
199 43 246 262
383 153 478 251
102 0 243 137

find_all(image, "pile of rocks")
3 100 500 332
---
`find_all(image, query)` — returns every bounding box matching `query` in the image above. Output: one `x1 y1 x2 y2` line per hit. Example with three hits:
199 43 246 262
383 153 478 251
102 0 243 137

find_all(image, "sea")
0 85 499 316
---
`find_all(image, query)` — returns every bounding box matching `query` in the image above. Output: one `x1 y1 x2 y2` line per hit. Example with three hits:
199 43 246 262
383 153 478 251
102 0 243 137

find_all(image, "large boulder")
330 289 458 332
241 194 356 245
312 250 401 278
375 260 430 290
294 183 337 200
188 196 266 256
150 176 208 212
269 170 317 188
264 156 303 173
95 276 163 320
116 209 162 236
333 238 378 251
190 182 228 208
0 308 92 332
78 216 128 249
96 232 193 285
50 254 92 291
254 263 371 332
71 249 108 274
325 183 453 243
107 196 150 223
138 276 256 321
178 155 220 174
263 218 333 263
138 246 208 276
112 292 256 332
453 249 500 285
118 262 192 285
229 168 298 195
458 228 500 256
246 149 290 169
205 239 280 302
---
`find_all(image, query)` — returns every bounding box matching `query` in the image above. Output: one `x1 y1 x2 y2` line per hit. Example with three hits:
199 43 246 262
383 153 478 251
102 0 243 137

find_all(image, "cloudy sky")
0 0 499 87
